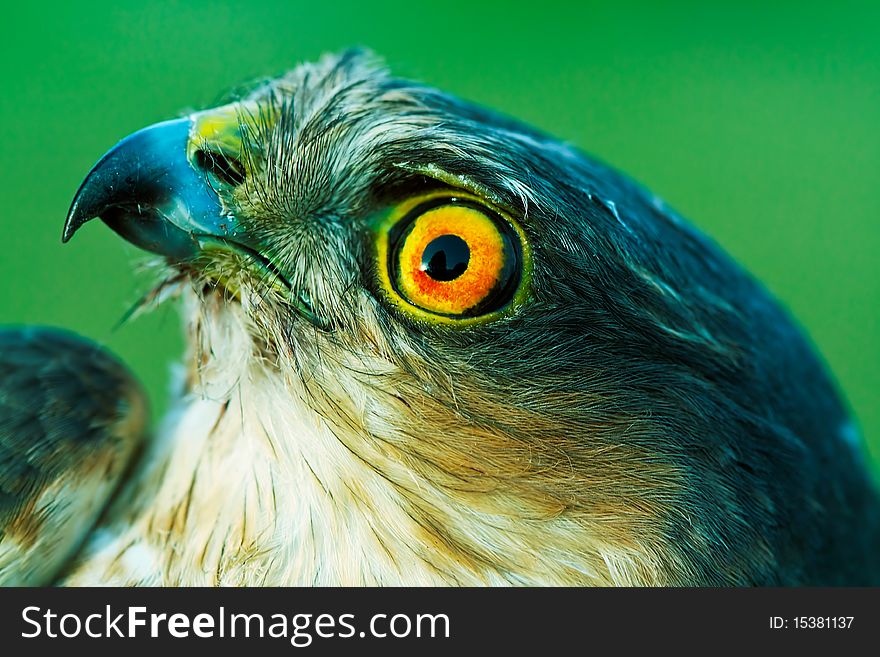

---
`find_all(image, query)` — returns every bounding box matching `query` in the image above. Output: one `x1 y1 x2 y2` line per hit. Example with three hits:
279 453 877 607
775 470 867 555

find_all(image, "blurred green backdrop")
1 1 877 472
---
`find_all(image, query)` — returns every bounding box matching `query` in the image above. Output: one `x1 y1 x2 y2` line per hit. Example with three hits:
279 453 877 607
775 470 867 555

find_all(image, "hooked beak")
62 106 330 328
63 117 238 260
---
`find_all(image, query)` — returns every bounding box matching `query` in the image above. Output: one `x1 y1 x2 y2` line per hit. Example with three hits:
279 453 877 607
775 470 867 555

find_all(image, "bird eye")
382 195 525 319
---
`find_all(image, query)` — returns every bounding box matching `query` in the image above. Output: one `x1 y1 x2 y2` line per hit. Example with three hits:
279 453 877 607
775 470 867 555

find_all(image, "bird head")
62 50 854 585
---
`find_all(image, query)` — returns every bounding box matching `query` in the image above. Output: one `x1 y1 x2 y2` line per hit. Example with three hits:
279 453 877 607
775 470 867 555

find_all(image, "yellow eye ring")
375 191 530 322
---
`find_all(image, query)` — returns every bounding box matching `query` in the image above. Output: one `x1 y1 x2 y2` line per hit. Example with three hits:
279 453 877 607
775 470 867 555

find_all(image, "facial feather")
61 49 880 586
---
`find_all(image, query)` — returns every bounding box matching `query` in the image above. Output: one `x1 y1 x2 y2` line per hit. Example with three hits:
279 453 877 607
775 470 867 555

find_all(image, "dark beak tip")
63 162 122 243
61 214 78 244
62 200 94 243
60 117 227 257
61 225 78 244
61 212 78 243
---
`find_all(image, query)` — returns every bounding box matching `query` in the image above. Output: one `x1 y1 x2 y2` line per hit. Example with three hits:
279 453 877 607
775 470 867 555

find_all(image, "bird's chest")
64 374 449 586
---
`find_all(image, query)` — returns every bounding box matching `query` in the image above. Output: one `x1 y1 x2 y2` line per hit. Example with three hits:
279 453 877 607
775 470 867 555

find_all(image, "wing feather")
0 327 146 585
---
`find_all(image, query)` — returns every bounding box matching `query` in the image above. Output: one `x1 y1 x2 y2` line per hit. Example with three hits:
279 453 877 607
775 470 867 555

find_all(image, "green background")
1 1 877 473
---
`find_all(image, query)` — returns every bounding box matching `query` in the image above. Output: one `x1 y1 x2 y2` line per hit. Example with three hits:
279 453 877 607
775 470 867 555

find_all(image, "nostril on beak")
193 149 246 188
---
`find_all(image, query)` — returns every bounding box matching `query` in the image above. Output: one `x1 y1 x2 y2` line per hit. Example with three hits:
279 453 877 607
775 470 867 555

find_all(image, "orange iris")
393 203 513 316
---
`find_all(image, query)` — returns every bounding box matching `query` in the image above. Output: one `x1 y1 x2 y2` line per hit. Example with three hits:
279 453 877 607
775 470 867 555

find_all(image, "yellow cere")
186 100 279 165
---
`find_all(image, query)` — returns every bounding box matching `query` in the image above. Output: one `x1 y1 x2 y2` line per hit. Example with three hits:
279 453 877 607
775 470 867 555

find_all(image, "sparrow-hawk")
1 51 878 586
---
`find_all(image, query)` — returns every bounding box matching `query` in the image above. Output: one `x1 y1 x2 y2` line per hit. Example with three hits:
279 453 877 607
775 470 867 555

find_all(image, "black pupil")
421 234 470 281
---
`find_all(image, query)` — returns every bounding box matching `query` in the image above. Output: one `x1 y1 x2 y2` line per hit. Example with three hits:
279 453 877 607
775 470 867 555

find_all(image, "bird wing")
0 327 146 585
